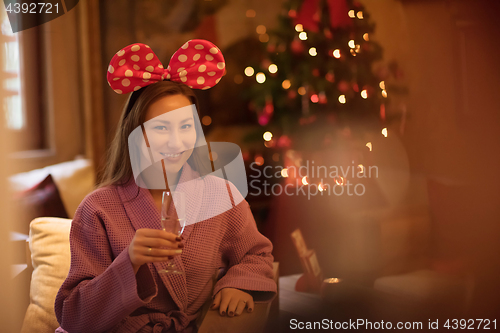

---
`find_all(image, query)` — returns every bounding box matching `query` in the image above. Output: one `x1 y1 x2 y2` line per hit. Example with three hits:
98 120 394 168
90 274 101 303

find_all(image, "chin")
163 156 190 173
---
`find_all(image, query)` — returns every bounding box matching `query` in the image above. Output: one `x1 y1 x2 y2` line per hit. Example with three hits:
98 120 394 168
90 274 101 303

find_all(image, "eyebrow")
152 117 194 124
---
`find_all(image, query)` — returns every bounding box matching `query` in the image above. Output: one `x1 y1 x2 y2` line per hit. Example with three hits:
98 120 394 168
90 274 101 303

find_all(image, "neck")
147 168 183 199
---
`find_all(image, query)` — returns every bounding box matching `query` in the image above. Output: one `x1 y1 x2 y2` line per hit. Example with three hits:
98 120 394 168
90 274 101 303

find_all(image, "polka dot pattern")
107 40 225 94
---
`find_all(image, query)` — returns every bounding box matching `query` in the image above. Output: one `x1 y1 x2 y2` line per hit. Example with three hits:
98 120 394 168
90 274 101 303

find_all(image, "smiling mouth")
160 151 184 158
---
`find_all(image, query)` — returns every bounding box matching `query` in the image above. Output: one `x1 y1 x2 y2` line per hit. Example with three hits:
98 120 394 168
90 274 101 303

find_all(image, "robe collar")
117 163 205 312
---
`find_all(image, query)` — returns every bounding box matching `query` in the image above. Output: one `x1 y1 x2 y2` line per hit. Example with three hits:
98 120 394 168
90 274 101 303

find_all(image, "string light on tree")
348 9 355 18
309 47 317 56
379 81 386 89
348 40 355 48
333 49 341 58
256 72 266 83
259 34 269 43
310 94 319 103
295 24 303 32
264 140 275 148
281 168 288 177
382 89 388 98
299 32 308 40
256 25 266 34
263 131 273 141
338 95 346 103
282 79 291 89
363 33 369 41
234 74 243 84
382 128 388 137
358 164 365 175
335 176 345 186
268 64 278 73
357 11 364 19
361 89 368 99
246 9 256 18
302 176 309 185
245 67 254 76
254 154 264 166
202 115 212 126
366 142 373 151
298 86 306 95
325 71 335 82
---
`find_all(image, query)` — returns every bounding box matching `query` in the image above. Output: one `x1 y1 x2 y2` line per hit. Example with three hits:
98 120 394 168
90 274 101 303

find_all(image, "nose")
167 130 182 151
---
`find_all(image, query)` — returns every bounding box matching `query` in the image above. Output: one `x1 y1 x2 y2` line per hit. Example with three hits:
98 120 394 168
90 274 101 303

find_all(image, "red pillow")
15 174 69 234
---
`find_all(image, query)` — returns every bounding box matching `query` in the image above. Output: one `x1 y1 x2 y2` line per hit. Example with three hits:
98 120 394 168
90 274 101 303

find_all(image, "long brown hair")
97 81 208 188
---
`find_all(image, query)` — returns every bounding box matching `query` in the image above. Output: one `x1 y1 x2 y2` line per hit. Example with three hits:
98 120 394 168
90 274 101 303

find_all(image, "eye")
181 124 192 130
154 125 168 131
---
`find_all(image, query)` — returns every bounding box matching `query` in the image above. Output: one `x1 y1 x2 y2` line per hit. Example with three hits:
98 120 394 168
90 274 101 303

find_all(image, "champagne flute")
158 191 186 274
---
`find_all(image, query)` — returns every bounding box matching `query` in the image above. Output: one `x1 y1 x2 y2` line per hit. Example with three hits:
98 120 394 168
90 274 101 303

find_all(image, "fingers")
211 290 221 310
219 290 231 316
143 247 182 257
234 299 247 316
227 297 240 317
214 289 254 317
246 297 254 313
136 237 182 249
137 228 182 242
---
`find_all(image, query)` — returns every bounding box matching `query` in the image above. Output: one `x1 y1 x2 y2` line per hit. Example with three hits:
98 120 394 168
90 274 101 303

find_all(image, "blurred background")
2 0 500 331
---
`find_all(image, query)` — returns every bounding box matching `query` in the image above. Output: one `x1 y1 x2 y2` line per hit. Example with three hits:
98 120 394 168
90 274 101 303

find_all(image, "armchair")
18 217 279 332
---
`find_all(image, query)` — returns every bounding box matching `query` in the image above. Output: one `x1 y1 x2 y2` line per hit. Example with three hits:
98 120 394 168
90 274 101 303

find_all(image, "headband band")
107 39 225 116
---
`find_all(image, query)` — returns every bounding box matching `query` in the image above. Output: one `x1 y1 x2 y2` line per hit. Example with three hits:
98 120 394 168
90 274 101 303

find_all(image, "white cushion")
21 217 72 333
9 158 95 218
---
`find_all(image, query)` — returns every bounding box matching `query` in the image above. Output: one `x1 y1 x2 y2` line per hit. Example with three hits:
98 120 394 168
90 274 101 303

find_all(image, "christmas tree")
244 0 388 152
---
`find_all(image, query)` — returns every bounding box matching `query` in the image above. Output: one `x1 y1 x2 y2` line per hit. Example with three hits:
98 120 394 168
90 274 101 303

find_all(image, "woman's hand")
211 288 254 317
128 228 183 274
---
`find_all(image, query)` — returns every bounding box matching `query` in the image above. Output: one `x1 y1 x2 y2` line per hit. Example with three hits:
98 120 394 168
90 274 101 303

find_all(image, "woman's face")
142 94 197 177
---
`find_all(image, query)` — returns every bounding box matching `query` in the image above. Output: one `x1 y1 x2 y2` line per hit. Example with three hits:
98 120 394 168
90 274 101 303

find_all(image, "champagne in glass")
158 191 186 274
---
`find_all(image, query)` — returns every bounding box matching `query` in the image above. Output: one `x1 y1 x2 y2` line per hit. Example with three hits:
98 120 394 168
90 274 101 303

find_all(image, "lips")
160 151 185 162
160 151 184 158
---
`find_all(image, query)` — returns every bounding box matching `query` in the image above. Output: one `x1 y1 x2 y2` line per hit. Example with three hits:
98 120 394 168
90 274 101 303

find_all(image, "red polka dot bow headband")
107 39 225 94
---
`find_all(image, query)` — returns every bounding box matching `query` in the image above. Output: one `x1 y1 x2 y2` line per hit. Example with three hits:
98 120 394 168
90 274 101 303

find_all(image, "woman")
54 40 277 332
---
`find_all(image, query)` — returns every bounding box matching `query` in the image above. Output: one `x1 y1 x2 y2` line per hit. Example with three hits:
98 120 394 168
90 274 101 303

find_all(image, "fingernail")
248 308 253 313
180 235 184 240
228 311 234 316
168 256 174 260
178 243 184 248
175 236 181 241
210 303 216 309
175 249 182 254
221 311 226 316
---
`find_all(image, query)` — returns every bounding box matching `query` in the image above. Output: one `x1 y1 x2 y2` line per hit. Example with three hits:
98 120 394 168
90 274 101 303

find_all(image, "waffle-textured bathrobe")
54 163 276 333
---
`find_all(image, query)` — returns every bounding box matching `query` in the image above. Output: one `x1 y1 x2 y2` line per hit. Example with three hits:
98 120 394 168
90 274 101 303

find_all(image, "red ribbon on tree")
294 0 352 32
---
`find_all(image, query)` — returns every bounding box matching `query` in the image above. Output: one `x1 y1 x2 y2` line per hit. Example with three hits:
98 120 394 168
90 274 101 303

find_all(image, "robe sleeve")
54 193 157 332
212 199 277 303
